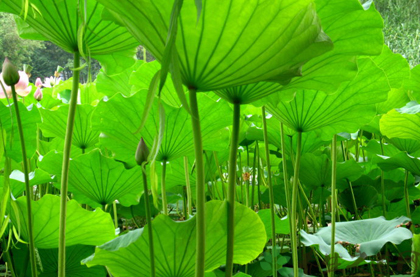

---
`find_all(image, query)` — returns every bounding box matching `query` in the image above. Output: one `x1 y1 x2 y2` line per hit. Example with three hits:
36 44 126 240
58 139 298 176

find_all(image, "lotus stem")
245 145 250 208
379 137 387 217
161 160 168 215
330 135 337 277
225 102 241 277
262 106 277 277
280 123 293 230
291 131 302 276
251 141 258 209
404 169 411 218
58 51 80 277
184 156 192 216
10 86 37 277
142 165 156 277
189 88 206 277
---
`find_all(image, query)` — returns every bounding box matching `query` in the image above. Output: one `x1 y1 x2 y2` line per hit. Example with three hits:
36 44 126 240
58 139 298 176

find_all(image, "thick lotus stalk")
3 58 38 277
225 103 241 277
58 52 81 277
262 106 278 277
136 138 156 277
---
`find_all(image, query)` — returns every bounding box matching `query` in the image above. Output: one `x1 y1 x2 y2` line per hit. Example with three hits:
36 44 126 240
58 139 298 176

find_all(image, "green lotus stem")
226 102 241 277
245 145 250 208
10 86 37 277
213 151 226 198
257 157 263 209
113 201 118 229
347 181 359 220
189 88 206 277
330 135 337 277
379 138 387 217
404 169 411 218
184 156 192 216
262 106 277 277
280 123 292 229
142 165 156 277
291 131 302 277
161 160 168 215
58 51 80 277
251 141 258 209
2 238 16 277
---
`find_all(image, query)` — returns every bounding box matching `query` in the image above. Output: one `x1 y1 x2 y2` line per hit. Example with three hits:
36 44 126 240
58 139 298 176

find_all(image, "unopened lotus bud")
56 65 64 74
135 137 150 165
35 78 43 88
34 87 43 101
23 64 33 77
2 58 19 86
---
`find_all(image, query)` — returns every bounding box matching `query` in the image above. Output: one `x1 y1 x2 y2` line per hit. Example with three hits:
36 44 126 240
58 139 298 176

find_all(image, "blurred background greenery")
0 0 419 82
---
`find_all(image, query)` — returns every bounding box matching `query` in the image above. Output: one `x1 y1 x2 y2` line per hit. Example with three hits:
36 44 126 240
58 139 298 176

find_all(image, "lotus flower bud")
135 137 150 165
34 87 43 101
2 58 19 86
35 78 43 88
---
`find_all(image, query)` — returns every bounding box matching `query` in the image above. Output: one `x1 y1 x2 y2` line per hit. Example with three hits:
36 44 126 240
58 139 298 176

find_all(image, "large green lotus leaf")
40 104 99 150
11 243 106 277
84 200 266 276
377 88 410 115
380 101 420 142
0 102 41 162
95 61 144 97
0 0 138 68
39 150 143 207
371 45 410 89
301 230 371 266
98 0 332 91
38 245 107 277
215 82 282 105
386 137 420 154
8 169 54 197
248 115 329 155
130 61 181 107
302 216 412 257
298 153 363 190
267 58 389 139
376 152 420 176
92 91 231 166
9 194 115 248
257 209 290 241
363 140 401 157
117 194 160 219
284 0 384 92
405 65 420 102
338 185 378 214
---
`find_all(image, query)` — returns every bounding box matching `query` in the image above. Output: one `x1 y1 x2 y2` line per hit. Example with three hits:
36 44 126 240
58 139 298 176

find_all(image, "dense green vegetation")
0 1 420 277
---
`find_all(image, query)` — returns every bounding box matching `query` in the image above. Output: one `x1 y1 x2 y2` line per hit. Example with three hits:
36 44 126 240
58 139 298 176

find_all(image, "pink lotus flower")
34 87 43 101
0 71 32 98
35 77 43 88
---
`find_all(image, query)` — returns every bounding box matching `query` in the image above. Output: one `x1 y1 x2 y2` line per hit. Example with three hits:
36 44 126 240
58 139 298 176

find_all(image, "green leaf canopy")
97 0 332 91
10 194 115 248
0 0 138 62
39 150 143 207
83 200 266 276
301 216 412 257
266 57 390 139
40 104 99 150
92 91 231 166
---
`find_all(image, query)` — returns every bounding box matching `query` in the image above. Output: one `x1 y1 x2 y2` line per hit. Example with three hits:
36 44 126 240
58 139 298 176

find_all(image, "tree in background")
0 13 43 72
